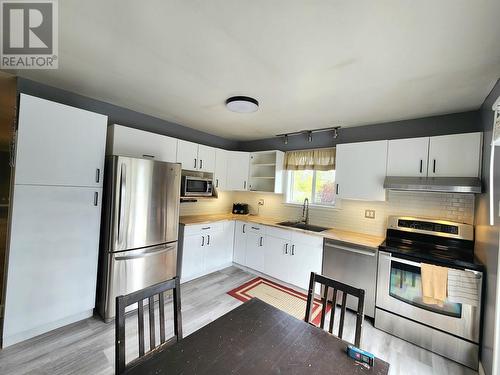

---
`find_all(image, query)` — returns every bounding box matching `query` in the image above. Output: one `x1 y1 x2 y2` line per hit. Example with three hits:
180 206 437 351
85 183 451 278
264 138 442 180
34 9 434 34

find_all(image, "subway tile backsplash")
180 190 475 236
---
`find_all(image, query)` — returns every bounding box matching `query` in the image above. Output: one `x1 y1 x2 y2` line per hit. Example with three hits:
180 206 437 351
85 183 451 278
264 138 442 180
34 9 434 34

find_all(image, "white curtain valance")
284 148 335 171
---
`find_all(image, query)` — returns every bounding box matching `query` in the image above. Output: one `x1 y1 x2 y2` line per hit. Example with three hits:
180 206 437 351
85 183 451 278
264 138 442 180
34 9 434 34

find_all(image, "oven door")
376 251 482 343
184 177 212 196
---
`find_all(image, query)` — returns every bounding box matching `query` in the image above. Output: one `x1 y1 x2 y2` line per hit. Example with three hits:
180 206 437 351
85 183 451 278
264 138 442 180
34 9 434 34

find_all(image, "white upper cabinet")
248 151 285 193
176 140 216 173
106 124 177 163
214 149 228 190
15 94 107 187
428 133 482 177
176 140 199 171
335 140 388 201
197 144 216 173
387 137 429 176
227 151 250 191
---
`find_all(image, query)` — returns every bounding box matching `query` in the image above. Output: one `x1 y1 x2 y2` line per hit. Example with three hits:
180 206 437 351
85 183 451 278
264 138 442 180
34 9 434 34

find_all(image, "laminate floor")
0 266 478 375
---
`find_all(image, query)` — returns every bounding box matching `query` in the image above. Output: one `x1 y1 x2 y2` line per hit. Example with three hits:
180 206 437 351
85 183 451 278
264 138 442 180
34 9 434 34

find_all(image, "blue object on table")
347 345 375 367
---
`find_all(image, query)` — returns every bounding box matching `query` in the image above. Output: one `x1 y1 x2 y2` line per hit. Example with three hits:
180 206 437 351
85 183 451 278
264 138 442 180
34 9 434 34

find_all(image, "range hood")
383 176 482 194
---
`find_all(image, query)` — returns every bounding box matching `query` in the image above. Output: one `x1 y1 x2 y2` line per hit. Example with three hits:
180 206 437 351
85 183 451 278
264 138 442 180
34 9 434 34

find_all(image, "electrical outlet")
258 199 264 206
364 209 376 219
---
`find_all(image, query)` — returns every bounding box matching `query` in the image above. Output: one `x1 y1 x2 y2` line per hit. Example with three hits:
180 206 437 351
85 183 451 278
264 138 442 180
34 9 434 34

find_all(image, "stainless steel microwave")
181 176 213 197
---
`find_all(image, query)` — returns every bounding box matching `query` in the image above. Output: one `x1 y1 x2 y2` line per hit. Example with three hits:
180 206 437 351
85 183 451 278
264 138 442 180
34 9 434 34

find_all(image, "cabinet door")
428 133 482 177
107 124 177 163
387 137 429 176
15 94 107 187
288 241 323 291
214 149 228 190
264 235 290 282
3 185 102 345
223 221 235 264
181 234 204 281
245 232 265 272
203 227 227 272
198 145 216 173
176 140 199 171
233 221 247 265
227 151 250 191
335 140 388 201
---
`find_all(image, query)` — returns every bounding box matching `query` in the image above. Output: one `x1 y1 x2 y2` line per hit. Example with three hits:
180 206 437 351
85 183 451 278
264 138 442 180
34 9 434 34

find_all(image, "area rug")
227 277 330 326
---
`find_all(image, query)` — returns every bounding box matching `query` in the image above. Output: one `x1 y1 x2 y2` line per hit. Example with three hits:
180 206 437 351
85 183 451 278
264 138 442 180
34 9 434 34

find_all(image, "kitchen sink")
277 221 330 232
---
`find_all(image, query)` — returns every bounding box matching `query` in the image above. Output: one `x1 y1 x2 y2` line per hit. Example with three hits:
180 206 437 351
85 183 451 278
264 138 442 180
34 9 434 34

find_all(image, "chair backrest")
115 277 182 375
304 272 365 347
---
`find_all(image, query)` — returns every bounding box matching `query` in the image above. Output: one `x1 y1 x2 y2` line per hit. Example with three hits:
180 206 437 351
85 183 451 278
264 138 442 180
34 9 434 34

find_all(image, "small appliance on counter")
232 203 249 215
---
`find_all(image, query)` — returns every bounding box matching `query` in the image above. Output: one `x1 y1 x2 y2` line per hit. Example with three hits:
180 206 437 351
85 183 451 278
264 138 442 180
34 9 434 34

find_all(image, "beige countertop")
179 213 384 249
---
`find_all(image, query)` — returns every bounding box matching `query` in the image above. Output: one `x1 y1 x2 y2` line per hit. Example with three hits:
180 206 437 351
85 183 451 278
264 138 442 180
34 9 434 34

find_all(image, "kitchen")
0 2 500 375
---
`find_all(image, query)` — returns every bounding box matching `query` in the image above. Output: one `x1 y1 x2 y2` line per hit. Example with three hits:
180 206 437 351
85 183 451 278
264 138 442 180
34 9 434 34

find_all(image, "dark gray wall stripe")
237 110 482 152
16 78 240 150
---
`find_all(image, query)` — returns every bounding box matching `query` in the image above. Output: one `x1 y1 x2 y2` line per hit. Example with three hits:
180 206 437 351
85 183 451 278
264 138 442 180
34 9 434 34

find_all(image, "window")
286 169 336 206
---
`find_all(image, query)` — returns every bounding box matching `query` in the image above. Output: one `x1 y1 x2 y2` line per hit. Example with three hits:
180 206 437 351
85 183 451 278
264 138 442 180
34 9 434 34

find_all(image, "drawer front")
183 221 224 236
246 223 266 234
266 226 292 240
291 231 323 246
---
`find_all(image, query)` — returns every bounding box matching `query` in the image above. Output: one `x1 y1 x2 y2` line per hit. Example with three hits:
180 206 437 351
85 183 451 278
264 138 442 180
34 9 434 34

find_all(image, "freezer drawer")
322 239 377 318
101 242 177 321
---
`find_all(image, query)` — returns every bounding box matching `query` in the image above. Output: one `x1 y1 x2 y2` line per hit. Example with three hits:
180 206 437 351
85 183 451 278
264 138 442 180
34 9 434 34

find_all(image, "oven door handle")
382 252 422 268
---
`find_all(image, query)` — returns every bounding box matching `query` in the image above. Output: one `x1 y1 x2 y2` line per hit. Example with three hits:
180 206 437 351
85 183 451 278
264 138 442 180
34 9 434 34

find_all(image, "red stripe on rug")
227 277 331 326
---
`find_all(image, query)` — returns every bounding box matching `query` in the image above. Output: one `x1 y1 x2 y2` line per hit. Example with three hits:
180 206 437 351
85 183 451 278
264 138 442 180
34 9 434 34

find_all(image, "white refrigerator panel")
3 185 102 346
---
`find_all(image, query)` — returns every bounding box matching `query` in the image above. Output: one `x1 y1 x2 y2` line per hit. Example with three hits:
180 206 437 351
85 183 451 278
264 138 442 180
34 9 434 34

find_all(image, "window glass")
287 169 335 206
289 170 313 204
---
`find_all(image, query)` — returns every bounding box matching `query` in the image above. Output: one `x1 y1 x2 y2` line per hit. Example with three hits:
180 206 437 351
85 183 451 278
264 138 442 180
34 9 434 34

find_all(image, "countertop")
179 213 384 249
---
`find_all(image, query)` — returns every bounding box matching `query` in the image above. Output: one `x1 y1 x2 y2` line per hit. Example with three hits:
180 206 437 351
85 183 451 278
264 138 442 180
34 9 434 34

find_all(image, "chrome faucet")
301 198 309 225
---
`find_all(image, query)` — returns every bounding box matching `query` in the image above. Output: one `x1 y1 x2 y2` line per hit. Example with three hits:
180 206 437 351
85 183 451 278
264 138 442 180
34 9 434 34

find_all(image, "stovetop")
379 229 484 271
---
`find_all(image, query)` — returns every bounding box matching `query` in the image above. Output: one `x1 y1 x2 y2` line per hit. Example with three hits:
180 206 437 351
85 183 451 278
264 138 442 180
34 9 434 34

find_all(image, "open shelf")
248 151 284 193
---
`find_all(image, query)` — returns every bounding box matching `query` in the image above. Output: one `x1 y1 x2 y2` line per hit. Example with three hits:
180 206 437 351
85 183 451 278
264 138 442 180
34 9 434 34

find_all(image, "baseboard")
2 309 93 348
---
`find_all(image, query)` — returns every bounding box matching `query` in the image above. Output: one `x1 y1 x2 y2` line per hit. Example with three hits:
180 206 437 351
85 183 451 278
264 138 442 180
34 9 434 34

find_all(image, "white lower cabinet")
245 231 265 273
263 231 323 291
181 221 234 283
233 221 248 265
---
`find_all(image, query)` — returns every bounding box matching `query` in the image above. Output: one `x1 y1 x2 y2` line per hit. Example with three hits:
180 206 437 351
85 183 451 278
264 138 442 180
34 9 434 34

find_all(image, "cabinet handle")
242 224 246 233
207 234 210 245
202 226 211 230
200 159 203 170
94 192 98 206
251 226 260 230
419 159 423 173
216 179 219 188
95 168 100 183
194 158 197 169
259 236 263 247
291 244 295 255
142 154 155 159
284 243 288 254
244 180 247 190
336 184 339 195
201 235 205 247
433 159 436 173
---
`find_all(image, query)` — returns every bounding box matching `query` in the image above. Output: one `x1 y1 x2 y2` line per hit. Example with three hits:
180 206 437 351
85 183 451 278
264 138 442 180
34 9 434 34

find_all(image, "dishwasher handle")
324 241 376 257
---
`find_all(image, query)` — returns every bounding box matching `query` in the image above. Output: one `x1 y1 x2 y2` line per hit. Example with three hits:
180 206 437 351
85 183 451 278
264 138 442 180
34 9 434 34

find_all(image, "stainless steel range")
375 216 484 370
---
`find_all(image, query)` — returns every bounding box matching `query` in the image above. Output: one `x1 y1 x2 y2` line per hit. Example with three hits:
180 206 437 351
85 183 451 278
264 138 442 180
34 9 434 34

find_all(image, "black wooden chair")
115 277 182 374
304 272 365 347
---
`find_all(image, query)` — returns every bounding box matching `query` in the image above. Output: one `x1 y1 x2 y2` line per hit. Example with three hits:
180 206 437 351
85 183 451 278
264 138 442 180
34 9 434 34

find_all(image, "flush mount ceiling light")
226 96 259 113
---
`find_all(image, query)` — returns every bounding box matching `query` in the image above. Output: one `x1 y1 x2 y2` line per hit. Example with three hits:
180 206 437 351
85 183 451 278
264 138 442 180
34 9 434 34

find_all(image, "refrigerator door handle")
114 244 176 261
118 163 126 244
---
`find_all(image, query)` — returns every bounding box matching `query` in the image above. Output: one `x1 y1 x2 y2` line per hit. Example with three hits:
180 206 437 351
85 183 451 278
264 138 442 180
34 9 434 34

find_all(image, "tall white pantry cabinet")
3 94 107 347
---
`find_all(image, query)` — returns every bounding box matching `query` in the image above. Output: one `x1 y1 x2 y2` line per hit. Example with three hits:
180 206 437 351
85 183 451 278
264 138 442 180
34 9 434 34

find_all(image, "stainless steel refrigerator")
98 156 181 321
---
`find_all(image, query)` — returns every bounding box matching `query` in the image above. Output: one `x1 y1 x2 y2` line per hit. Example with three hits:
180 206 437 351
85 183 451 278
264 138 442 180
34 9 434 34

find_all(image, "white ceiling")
14 0 500 140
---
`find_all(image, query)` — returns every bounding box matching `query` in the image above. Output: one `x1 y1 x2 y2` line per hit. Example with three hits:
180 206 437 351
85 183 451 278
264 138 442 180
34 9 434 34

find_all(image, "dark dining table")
125 298 389 375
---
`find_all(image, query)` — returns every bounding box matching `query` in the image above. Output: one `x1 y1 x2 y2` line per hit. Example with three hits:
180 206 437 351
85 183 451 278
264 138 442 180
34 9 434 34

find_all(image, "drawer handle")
251 226 260 230
142 154 155 159
202 227 211 230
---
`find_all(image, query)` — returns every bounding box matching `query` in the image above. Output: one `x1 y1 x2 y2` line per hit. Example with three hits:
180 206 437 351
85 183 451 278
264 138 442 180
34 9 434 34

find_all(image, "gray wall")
474 78 500 375
16 78 240 150
238 111 481 151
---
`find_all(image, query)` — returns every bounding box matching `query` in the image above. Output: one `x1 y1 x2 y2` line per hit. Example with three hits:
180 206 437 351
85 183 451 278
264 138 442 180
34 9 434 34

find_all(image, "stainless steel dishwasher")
322 239 378 318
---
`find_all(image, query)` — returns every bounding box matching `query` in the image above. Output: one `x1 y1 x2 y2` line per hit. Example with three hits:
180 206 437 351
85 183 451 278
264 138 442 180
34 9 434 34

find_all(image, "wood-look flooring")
0 266 477 375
